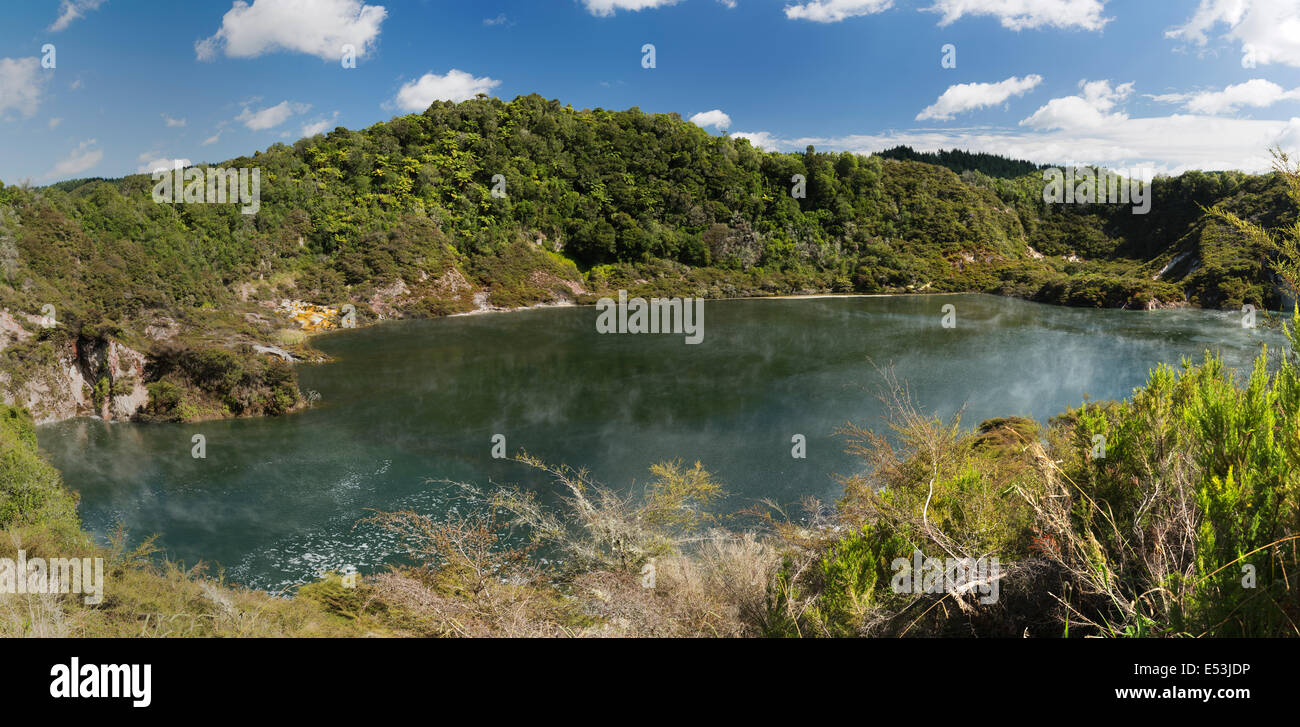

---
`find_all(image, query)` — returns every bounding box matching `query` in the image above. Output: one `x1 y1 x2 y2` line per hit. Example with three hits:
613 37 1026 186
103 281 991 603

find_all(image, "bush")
0 405 81 541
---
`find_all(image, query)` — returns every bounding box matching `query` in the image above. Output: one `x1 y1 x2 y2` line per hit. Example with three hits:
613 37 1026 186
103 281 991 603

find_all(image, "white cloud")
916 74 1042 120
394 70 501 112
196 0 387 62
784 0 893 23
785 0 1107 27
729 119 1300 175
201 132 223 146
0 57 46 119
718 0 738 7
136 153 191 174
1152 79 1300 115
732 131 780 149
689 109 732 130
45 139 102 180
237 100 310 130
162 114 186 128
483 14 508 26
302 112 341 137
736 78 1300 174
1168 0 1300 67
1020 78 1132 130
924 0 1110 31
48 117 62 129
1277 118 1300 150
50 0 107 32
582 0 683 16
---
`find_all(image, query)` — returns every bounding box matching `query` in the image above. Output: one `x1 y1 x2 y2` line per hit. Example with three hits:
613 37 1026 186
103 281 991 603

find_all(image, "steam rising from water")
36 295 1280 591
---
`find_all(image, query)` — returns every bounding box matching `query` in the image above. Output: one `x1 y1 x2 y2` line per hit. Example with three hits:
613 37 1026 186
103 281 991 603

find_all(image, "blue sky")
2 0 1299 183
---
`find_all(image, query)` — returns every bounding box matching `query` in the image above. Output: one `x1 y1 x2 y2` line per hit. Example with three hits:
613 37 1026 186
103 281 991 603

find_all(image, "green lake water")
35 294 1278 591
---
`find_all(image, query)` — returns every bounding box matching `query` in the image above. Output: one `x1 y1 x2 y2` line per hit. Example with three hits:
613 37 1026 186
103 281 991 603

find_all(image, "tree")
1206 148 1300 293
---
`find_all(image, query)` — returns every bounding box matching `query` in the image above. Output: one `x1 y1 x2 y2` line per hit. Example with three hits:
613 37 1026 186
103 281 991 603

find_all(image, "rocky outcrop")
0 309 34 350
252 344 301 362
85 338 150 421
0 335 148 424
368 279 410 318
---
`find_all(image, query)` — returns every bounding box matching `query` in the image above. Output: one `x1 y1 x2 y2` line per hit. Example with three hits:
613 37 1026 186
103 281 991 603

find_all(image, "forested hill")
873 145 1047 179
0 93 1294 422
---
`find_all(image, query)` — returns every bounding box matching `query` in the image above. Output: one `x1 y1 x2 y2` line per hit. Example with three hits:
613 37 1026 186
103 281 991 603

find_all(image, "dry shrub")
353 458 775 637
353 504 586 637
364 568 577 638
571 531 780 637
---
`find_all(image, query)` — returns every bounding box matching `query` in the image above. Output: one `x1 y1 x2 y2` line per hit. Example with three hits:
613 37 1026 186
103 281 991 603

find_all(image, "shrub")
0 404 81 541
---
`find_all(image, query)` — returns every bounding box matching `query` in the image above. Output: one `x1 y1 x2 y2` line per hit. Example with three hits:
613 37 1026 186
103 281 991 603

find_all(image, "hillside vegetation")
0 94 1294 425
2 147 1299 637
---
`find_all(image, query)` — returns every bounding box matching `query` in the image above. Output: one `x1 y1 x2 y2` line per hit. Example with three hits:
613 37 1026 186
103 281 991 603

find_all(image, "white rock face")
0 309 33 350
103 340 149 420
2 335 149 424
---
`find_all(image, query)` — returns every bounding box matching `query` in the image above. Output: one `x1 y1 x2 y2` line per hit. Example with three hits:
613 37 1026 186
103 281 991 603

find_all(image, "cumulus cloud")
45 139 102 180
237 100 310 130
784 0 1106 28
1151 79 1300 115
1277 117 1300 150
196 0 387 62
1168 0 1300 67
302 112 341 137
1020 78 1132 130
0 57 46 119
784 0 893 23
394 69 501 112
689 109 732 130
162 114 186 128
136 153 191 174
734 78 1300 174
725 117 1299 175
50 0 107 32
916 74 1042 121
924 0 1110 31
581 0 683 16
731 131 781 149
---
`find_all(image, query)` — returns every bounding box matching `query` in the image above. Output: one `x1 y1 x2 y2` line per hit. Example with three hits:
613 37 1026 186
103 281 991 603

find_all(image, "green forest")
0 94 1295 423
1 96 1298 638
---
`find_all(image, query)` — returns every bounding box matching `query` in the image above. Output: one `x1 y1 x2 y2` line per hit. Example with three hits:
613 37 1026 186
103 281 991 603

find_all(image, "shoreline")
25 290 1223 429
321 288 1198 335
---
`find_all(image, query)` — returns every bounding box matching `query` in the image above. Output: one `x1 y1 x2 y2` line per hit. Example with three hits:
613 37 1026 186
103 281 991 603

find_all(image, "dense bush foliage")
875 145 1047 179
2 94 1293 334
140 342 299 421
4 103 1300 635
2 96 1296 422
0 404 80 541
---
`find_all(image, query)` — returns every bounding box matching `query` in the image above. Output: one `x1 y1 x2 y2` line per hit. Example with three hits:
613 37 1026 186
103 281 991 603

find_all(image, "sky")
1 0 1299 184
